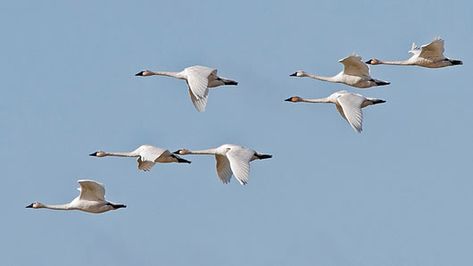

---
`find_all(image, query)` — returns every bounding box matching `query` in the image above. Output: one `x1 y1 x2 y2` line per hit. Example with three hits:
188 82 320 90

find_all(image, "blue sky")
1 1 472 265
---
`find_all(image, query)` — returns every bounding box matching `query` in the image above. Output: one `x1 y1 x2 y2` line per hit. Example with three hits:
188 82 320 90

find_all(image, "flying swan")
366 38 463 68
285 91 385 133
290 55 390 88
26 180 126 214
90 144 191 171
174 144 272 185
135 65 238 112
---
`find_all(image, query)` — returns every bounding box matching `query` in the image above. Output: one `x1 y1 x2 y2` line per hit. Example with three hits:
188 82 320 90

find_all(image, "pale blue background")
1 1 472 265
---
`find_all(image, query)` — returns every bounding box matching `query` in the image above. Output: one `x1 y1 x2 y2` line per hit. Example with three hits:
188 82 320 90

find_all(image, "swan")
285 91 386 133
135 65 238 112
26 180 126 214
173 144 272 185
290 55 390 88
90 144 191 171
366 38 463 68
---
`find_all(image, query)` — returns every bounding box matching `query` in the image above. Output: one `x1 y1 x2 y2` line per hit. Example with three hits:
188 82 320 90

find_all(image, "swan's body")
174 144 272 185
285 91 385 133
290 55 390 88
366 38 463 68
90 144 191 171
26 180 126 214
135 65 238 112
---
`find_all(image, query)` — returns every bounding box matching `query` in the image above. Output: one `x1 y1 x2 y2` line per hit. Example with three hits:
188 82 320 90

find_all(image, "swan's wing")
226 147 255 185
408 42 420 55
215 154 233 184
419 38 445 59
188 88 208 112
337 93 365 133
339 55 370 77
135 145 166 171
78 180 105 201
137 157 156 171
185 66 215 99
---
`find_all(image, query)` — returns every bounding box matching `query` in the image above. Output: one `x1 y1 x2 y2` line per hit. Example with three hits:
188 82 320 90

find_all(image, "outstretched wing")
185 65 215 99
419 38 445 60
337 93 365 133
78 180 106 201
215 154 233 184
188 88 208 112
339 55 370 77
135 145 167 171
226 146 255 185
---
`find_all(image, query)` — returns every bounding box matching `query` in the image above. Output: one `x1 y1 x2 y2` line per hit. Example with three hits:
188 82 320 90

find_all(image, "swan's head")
284 96 302 103
290 71 306 77
89 151 107 157
26 202 44 209
365 58 380 65
135 70 154 77
173 149 190 155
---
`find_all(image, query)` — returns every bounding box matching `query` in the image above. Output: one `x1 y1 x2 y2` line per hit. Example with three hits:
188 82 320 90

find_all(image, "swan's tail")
220 78 238 86
255 153 272 160
171 154 191 164
372 79 390 86
450 59 463 66
107 203 127 209
368 98 386 105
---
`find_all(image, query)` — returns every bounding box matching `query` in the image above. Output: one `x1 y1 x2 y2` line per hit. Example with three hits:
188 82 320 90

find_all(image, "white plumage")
174 144 272 185
290 55 390 88
135 65 238 112
26 180 126 214
285 90 386 133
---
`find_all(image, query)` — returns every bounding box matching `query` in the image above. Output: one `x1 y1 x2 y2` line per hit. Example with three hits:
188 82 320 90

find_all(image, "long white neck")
299 97 332 104
378 59 412 66
104 151 139 158
303 72 337 82
186 148 218 155
149 71 185 79
41 203 72 211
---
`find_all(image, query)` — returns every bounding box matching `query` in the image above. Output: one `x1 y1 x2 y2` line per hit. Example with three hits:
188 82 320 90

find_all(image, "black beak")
135 71 143 76
26 203 34 208
289 72 297 77
365 60 372 64
284 97 293 102
89 152 97 156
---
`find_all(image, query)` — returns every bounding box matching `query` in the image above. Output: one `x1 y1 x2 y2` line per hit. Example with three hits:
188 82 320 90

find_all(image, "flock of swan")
26 38 462 214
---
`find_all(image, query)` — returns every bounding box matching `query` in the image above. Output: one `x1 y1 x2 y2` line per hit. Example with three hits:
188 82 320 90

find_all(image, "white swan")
90 144 191 171
173 144 272 185
366 38 463 68
135 65 238 112
26 180 126 214
285 91 385 133
290 55 390 88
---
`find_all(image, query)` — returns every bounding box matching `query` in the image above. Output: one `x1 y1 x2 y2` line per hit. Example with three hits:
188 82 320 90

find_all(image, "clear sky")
1 1 472 265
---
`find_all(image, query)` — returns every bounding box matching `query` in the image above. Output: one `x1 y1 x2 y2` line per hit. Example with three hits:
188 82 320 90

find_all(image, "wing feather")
78 180 106 201
226 147 255 185
337 93 365 133
339 55 370 77
215 154 233 184
419 38 445 60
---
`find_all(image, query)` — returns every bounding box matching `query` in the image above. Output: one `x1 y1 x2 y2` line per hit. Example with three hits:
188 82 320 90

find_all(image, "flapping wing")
188 88 208 112
185 65 215 99
135 145 166 171
137 157 156 171
419 38 445 60
215 154 233 184
226 147 255 185
337 93 365 133
78 180 106 201
339 55 370 77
